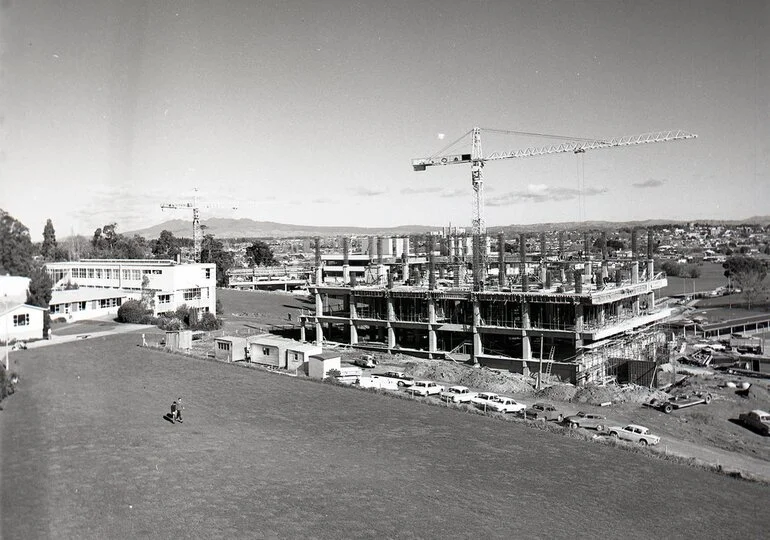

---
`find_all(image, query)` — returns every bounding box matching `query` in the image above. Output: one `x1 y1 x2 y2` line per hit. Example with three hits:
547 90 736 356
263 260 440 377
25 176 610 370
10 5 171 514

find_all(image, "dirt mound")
534 384 577 402
403 361 535 395
736 383 770 406
572 384 669 405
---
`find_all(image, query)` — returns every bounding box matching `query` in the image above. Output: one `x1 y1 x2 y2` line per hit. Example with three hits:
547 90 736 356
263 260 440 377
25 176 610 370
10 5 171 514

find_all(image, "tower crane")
160 188 237 263
412 127 697 288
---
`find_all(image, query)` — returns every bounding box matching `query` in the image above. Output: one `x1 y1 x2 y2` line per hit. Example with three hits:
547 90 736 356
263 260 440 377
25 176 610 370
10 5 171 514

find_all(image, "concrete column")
601 262 609 282
560 266 567 285
472 299 482 360
315 291 323 316
632 297 640 316
521 302 531 360
350 324 358 345
648 292 656 310
574 270 583 293
598 305 605 326
315 321 323 346
540 232 546 260
428 298 437 357
540 265 547 288
575 304 584 332
631 261 639 284
386 296 396 348
378 264 387 285
429 254 436 290
342 237 350 285
631 228 638 259
401 236 410 283
558 231 565 259
300 323 306 342
647 259 654 281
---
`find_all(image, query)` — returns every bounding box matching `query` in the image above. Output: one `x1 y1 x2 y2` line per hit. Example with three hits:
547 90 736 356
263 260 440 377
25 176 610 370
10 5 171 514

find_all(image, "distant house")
0 303 46 343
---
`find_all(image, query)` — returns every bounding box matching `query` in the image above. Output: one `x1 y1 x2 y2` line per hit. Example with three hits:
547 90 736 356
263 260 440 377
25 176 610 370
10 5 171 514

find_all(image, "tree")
246 240 276 267
117 300 149 323
140 275 155 312
201 234 234 286
152 230 181 260
0 209 34 276
41 219 57 260
723 256 768 309
26 267 53 338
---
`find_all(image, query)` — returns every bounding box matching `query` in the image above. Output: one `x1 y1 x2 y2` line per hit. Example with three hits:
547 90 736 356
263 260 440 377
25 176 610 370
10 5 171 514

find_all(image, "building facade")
45 259 217 317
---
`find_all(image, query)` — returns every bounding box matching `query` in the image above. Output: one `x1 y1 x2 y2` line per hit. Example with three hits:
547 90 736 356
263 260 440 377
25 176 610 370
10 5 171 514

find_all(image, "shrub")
157 317 184 331
117 300 150 323
0 369 18 401
138 315 159 325
196 312 221 331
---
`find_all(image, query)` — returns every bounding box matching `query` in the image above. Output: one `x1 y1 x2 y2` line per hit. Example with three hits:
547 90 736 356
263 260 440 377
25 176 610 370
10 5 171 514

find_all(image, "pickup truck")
644 391 712 414
738 410 770 436
404 380 444 397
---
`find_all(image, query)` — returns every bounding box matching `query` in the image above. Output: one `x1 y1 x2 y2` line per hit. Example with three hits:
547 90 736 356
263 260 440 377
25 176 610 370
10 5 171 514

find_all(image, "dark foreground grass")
2 334 770 539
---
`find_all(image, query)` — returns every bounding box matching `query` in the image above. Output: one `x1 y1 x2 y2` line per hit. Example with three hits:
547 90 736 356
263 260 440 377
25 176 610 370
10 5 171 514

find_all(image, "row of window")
69 268 165 280
50 298 123 314
13 314 29 326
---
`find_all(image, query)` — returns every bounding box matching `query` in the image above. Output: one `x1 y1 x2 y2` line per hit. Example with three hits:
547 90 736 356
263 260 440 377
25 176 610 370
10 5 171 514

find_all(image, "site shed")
214 336 248 362
308 352 341 379
165 330 192 351
285 342 323 371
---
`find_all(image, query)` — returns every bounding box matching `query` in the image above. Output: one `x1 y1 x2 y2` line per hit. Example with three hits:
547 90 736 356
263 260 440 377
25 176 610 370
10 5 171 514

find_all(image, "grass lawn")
659 262 728 297
2 334 769 539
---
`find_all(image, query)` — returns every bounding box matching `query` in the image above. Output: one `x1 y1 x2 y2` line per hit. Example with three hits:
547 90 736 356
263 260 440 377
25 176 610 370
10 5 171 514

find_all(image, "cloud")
401 186 443 195
312 197 333 204
632 178 666 188
486 184 608 206
351 187 387 196
439 189 467 198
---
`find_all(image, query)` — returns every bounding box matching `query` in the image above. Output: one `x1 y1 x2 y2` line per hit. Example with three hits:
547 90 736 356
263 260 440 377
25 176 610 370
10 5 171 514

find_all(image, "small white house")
0 303 46 343
308 352 341 379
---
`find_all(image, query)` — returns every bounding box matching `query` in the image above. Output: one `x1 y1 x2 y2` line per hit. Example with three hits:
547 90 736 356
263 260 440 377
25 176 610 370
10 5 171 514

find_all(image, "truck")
738 410 770 436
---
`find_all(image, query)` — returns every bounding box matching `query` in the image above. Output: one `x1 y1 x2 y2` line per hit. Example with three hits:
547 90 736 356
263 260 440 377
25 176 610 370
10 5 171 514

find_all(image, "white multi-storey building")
45 259 217 318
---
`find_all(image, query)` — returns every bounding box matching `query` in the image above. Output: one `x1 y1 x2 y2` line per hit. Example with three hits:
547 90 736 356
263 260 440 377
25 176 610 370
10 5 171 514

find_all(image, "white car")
440 385 477 403
487 397 527 413
471 392 501 410
404 380 445 397
608 424 661 446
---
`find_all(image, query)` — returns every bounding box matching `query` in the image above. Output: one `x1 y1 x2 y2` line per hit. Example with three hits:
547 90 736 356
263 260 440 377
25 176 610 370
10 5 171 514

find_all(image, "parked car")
404 380 444 397
440 385 477 403
738 410 770 436
353 355 376 369
487 397 527 414
608 424 660 446
523 402 564 422
644 391 712 414
372 371 414 387
564 412 607 431
471 392 501 410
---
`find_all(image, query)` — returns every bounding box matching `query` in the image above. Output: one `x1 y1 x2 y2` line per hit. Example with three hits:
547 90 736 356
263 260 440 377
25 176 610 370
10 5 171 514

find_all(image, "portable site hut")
308 352 342 379
286 342 323 372
165 330 192 351
214 336 249 362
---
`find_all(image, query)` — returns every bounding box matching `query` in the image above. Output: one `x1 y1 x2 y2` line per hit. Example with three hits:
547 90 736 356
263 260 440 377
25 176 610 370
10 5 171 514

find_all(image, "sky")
0 0 768 241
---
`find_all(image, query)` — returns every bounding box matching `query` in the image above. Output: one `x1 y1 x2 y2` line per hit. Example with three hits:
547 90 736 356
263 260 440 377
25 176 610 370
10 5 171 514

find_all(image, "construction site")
293 127 699 385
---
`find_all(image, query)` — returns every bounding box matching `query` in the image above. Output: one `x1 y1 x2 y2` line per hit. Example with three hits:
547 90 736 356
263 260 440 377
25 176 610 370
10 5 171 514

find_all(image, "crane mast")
161 189 202 263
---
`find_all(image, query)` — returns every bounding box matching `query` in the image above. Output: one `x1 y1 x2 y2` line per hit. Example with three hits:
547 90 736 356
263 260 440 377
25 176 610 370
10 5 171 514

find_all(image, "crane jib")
412 153 472 171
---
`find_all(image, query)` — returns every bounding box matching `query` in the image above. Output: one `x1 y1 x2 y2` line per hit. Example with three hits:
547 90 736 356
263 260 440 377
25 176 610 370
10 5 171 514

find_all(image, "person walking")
170 399 178 423
175 397 184 423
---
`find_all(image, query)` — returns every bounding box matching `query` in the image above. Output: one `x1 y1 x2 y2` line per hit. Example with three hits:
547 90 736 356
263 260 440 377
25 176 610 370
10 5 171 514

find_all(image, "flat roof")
309 352 341 360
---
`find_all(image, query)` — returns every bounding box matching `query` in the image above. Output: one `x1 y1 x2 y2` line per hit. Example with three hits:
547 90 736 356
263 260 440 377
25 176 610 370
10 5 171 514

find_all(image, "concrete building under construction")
299 229 670 385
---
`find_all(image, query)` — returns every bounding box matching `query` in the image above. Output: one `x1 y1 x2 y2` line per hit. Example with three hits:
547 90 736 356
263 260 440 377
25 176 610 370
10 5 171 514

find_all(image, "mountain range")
123 216 770 240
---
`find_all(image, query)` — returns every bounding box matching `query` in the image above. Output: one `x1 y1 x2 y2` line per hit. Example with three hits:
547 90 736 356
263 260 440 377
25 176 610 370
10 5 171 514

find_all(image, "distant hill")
124 215 770 240
124 218 437 239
